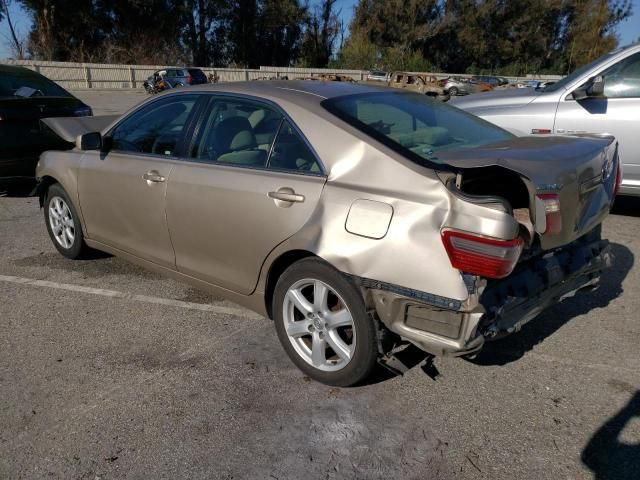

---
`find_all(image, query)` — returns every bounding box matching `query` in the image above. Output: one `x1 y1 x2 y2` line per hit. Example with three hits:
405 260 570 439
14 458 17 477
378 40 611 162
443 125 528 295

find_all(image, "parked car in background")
143 68 208 93
0 64 92 179
37 81 617 385
536 80 556 89
388 72 448 99
453 41 640 196
440 77 479 96
366 70 390 82
187 68 208 85
471 75 509 87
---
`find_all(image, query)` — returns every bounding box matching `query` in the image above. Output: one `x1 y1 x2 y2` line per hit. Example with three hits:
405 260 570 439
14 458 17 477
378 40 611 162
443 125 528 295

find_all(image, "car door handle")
268 190 305 203
143 171 166 183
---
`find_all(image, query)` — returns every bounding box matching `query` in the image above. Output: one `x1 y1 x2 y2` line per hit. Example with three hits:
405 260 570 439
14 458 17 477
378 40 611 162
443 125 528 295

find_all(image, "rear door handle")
268 189 305 203
143 171 166 183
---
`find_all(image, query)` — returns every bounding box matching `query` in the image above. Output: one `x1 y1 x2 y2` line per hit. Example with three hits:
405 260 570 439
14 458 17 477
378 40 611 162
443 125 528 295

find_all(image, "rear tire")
273 258 378 386
44 183 90 259
448 86 459 96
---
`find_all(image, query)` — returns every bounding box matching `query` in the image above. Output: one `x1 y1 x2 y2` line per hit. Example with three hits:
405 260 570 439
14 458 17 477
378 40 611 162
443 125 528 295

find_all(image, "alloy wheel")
282 278 356 372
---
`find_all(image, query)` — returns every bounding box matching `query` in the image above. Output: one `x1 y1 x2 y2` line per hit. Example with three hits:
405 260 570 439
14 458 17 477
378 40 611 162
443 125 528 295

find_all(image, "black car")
0 65 92 178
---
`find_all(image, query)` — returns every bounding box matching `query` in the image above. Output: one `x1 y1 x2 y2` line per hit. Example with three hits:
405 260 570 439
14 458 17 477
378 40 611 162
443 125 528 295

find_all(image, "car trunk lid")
439 135 619 250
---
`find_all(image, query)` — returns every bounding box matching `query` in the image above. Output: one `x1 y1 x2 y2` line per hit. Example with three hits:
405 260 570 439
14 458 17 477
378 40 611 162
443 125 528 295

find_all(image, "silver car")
452 42 640 195
37 82 618 386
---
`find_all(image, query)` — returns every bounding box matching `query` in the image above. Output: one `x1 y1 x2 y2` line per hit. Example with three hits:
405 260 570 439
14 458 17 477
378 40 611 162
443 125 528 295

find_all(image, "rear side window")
110 95 198 155
0 70 71 98
268 120 322 173
322 91 513 167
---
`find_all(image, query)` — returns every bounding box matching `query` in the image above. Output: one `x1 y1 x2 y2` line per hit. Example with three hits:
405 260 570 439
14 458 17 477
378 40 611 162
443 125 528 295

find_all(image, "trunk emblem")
38 105 46 112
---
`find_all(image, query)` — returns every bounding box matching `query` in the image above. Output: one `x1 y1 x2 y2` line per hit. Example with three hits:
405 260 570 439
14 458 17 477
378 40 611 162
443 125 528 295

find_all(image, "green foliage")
345 0 633 74
14 0 634 72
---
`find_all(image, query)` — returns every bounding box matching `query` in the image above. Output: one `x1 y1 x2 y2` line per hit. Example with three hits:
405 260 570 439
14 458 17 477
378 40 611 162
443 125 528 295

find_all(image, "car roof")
175 80 392 103
0 64 42 77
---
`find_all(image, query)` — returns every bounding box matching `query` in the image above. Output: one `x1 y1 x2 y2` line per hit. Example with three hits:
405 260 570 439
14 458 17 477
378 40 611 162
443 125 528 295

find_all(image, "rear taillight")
187 73 193 84
441 229 524 279
614 160 622 196
536 193 562 234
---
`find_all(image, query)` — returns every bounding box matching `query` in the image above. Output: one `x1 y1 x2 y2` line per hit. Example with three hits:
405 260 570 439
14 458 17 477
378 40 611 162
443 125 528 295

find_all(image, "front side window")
602 52 640 98
322 91 513 167
110 95 198 155
190 98 283 167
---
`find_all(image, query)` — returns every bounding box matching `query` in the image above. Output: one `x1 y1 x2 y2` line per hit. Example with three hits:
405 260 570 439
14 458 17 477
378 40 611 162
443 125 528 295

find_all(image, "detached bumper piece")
366 228 612 357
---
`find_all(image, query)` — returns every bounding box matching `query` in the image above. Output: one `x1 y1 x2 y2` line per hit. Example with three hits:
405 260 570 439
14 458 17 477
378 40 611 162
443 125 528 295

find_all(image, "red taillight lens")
441 229 524 279
614 160 622 196
187 73 193 84
536 193 562 234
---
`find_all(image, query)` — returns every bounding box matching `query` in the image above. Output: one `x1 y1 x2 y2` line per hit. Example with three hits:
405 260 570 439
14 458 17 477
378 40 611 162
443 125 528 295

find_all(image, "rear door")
78 94 201 267
165 95 326 294
555 51 640 192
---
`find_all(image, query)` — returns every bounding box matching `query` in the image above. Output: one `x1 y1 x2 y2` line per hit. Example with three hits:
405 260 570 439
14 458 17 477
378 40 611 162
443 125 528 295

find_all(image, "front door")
555 51 640 191
78 94 200 267
165 96 326 295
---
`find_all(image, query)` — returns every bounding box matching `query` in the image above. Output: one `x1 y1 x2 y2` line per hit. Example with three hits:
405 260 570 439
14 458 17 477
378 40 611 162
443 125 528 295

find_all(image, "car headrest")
216 116 256 152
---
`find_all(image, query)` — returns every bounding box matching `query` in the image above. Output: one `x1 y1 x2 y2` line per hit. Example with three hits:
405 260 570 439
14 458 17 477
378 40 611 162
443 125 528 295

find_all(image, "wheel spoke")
311 333 326 367
325 308 352 330
65 227 75 243
326 331 352 362
49 208 60 220
287 289 313 315
313 280 329 313
286 320 312 338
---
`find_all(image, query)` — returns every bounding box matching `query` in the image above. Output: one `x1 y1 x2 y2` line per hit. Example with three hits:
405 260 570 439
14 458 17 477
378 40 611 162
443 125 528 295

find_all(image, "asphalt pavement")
0 89 639 480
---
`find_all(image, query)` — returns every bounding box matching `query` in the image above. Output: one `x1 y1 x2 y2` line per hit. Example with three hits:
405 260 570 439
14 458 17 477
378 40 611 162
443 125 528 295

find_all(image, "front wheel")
448 86 459 96
273 258 378 386
44 183 90 259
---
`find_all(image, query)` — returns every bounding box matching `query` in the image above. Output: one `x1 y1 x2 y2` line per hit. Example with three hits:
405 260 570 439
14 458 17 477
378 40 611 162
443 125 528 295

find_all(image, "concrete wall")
2 59 562 89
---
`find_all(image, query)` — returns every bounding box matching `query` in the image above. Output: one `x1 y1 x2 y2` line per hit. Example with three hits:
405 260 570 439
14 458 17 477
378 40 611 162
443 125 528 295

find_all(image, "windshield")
0 70 72 98
543 49 622 93
322 91 513 167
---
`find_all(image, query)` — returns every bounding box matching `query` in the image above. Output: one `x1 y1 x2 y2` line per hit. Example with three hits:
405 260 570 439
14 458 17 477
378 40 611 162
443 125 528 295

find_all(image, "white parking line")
0 274 262 319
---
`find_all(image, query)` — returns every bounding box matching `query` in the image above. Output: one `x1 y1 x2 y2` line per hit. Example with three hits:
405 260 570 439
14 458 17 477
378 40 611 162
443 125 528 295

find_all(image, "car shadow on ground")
0 179 37 198
582 390 640 480
611 195 640 218
470 242 633 366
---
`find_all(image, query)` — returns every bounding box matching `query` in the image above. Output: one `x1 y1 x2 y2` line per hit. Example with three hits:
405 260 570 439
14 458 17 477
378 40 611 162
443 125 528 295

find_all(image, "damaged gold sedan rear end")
37 81 619 386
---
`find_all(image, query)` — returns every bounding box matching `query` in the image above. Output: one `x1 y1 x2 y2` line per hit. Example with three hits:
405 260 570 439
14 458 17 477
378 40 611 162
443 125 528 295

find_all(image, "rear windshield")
0 70 72 98
322 91 513 167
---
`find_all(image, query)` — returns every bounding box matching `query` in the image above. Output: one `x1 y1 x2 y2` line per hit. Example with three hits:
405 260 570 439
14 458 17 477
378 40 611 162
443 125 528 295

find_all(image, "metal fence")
2 59 562 89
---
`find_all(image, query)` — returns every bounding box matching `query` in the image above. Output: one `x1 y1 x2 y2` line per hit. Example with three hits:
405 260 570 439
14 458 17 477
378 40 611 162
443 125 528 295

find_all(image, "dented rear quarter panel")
253 99 521 304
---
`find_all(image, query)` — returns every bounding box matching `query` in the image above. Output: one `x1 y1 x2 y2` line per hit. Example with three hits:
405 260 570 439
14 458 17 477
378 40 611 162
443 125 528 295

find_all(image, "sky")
0 0 638 62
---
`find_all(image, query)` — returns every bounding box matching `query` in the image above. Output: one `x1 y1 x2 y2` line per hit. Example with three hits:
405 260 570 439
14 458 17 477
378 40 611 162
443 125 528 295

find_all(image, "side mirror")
77 131 102 151
572 75 605 100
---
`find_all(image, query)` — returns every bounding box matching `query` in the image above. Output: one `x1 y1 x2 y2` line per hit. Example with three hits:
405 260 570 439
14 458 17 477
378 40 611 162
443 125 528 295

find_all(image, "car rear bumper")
365 227 612 356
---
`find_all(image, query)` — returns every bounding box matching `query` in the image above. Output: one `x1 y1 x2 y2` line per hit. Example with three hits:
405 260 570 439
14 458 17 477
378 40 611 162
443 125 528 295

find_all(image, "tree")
1 0 27 59
181 0 229 66
341 0 632 74
300 0 340 67
229 0 306 67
